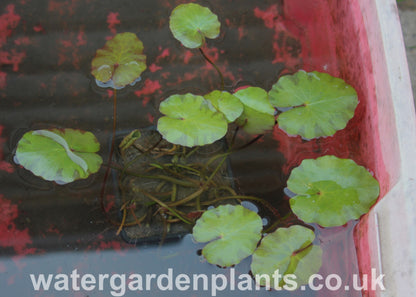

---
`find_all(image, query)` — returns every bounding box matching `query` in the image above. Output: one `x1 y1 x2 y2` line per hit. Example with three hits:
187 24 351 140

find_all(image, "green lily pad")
169 3 220 49
157 93 228 147
91 32 147 89
269 70 358 139
251 225 322 288
234 87 275 134
193 204 263 267
204 90 244 122
287 155 380 227
14 129 103 184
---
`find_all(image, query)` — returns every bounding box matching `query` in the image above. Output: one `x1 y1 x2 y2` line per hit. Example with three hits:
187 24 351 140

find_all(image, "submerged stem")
141 190 192 224
199 47 224 90
100 89 118 221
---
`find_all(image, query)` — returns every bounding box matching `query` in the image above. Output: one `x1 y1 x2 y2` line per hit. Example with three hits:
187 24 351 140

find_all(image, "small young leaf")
287 155 380 227
157 93 228 147
119 129 141 152
91 32 147 89
204 90 243 123
169 3 220 49
193 204 263 267
251 225 322 288
14 129 103 184
269 70 358 139
234 87 275 134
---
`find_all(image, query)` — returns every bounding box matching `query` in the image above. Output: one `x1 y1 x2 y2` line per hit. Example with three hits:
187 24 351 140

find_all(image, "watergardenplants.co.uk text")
29 268 385 296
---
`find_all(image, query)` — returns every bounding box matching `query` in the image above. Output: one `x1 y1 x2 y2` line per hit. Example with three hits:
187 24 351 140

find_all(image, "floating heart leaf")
251 225 322 288
169 3 220 49
204 90 243 122
287 155 380 227
157 93 228 147
14 129 103 184
234 87 275 134
193 204 263 267
91 32 147 89
269 70 358 139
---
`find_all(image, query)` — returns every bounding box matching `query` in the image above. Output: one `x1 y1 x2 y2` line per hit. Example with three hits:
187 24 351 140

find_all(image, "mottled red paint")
161 71 170 79
238 27 245 40
134 79 162 107
148 63 162 72
0 195 33 255
0 4 24 90
33 24 44 33
254 5 279 29
76 29 86 46
107 12 120 35
183 50 193 64
46 225 61 236
0 125 13 173
0 50 26 72
156 47 170 62
0 72 6 90
14 37 31 46
147 113 154 124
98 241 124 253
57 29 87 69
254 5 303 73
48 0 79 16
61 39 72 48
200 45 219 64
0 4 20 46
183 72 198 81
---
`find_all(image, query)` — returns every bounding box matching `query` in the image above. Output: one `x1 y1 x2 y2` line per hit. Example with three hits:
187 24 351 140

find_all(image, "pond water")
0 0 376 296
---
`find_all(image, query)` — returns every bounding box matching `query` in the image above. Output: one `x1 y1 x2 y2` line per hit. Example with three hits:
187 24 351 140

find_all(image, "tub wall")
354 0 416 296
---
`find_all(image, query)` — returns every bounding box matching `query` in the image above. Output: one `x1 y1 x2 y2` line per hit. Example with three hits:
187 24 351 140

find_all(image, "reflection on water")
0 233 361 297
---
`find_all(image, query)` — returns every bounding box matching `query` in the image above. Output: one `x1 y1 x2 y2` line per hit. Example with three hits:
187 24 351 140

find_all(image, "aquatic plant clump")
10 2 382 291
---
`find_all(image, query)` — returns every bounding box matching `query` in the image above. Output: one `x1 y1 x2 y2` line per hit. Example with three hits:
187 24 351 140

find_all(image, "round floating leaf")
157 93 228 147
234 87 275 134
91 32 147 89
287 155 380 227
169 3 220 49
204 90 243 122
269 70 358 139
14 129 103 184
251 225 322 288
193 204 263 267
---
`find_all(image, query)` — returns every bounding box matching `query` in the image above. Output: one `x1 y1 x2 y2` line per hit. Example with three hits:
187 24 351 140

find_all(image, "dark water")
0 0 365 296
